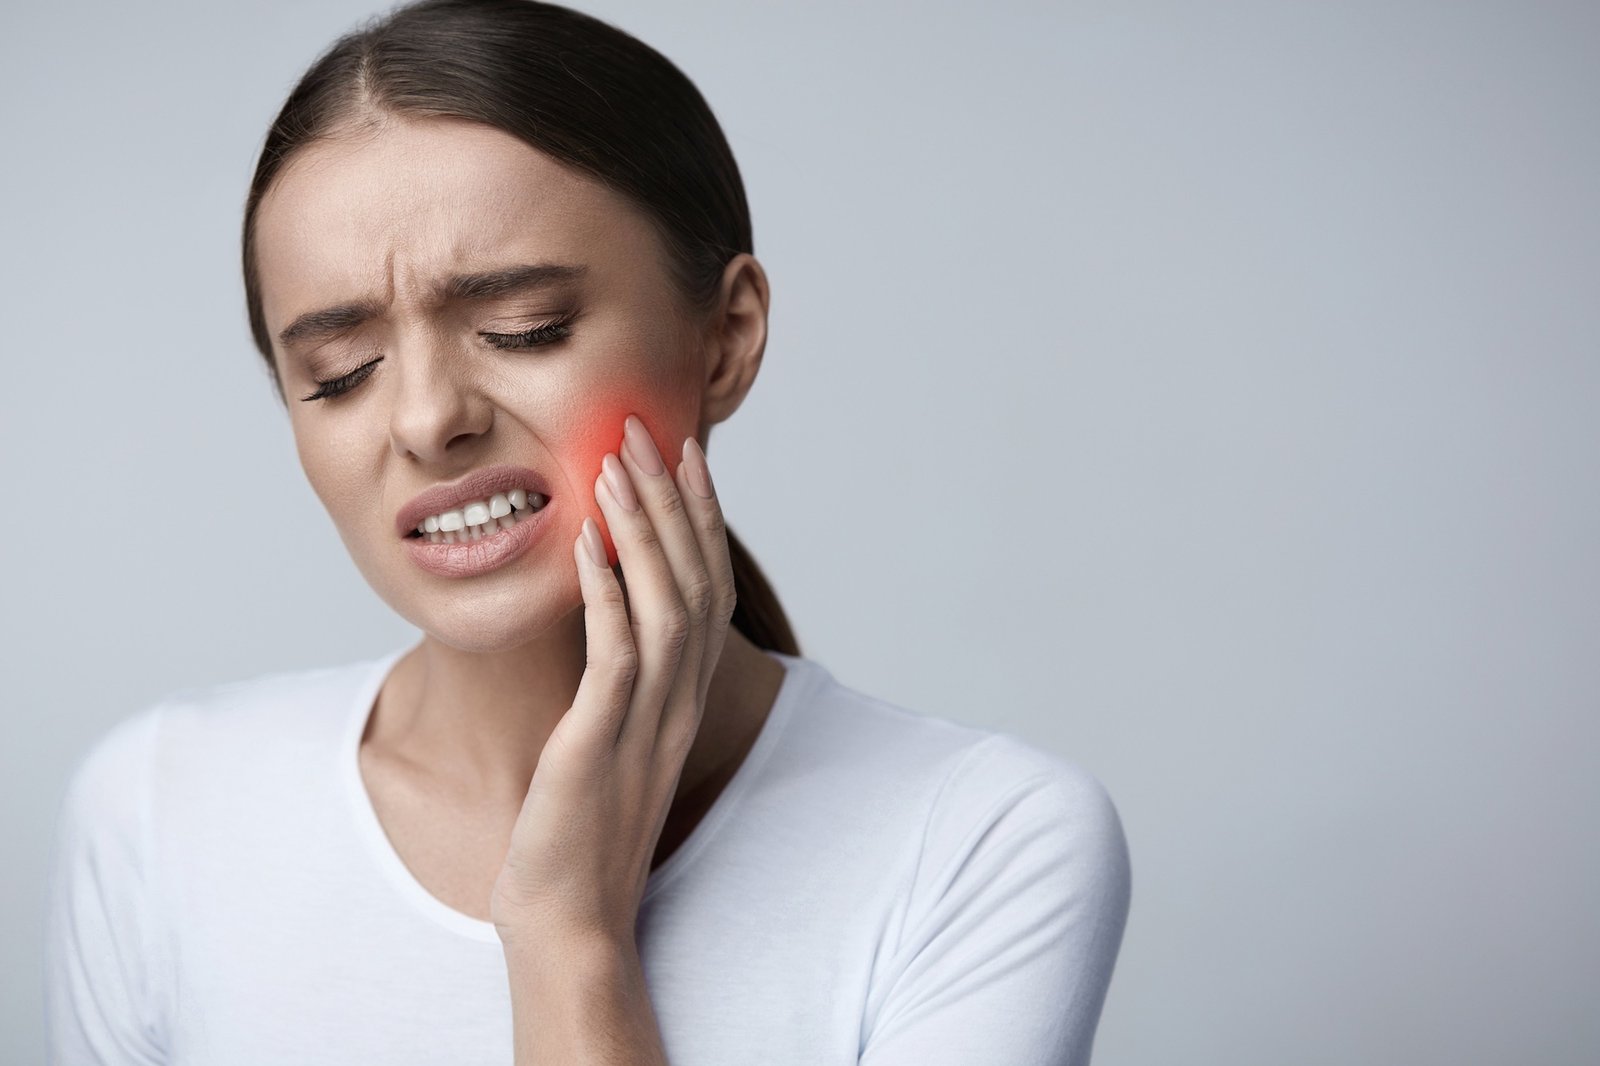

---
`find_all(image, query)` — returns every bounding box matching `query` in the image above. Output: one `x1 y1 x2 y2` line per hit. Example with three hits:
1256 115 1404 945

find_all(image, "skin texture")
252 112 786 1008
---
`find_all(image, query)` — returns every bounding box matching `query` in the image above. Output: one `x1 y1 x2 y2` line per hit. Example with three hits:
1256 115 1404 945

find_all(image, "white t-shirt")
44 644 1131 1064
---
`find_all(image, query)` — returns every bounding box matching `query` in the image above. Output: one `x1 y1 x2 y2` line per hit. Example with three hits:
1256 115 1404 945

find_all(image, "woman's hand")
489 413 736 952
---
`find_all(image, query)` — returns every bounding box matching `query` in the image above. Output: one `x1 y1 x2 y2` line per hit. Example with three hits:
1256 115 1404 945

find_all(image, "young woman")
44 2 1131 1063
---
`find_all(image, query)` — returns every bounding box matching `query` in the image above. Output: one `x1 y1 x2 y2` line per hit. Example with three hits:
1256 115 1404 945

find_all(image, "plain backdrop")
3 1 1597 1063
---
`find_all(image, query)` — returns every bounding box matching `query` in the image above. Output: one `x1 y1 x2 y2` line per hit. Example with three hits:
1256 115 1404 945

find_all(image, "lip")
394 464 555 539
402 495 557 578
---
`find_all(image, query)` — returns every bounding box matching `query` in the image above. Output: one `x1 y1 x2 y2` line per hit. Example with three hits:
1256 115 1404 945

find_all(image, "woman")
44 1 1131 1063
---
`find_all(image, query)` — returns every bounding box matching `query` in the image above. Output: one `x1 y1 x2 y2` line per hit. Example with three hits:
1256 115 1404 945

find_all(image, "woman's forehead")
254 116 646 332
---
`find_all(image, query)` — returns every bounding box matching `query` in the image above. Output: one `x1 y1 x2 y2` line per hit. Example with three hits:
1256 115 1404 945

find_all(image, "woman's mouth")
401 490 558 579
405 488 550 543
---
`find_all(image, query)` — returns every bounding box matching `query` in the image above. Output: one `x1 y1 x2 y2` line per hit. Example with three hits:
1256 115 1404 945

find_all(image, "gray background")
4 1 1596 1062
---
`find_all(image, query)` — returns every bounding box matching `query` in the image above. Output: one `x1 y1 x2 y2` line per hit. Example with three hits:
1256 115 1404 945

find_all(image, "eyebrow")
276 262 589 350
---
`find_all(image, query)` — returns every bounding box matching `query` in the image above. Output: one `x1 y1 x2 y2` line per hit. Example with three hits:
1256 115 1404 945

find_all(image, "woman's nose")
385 346 497 462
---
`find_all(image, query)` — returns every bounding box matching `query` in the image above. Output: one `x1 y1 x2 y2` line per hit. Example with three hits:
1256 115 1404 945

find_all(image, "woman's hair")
240 0 800 656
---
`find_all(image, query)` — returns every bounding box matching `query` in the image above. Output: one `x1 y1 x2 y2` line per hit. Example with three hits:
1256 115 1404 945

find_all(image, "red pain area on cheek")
570 398 676 568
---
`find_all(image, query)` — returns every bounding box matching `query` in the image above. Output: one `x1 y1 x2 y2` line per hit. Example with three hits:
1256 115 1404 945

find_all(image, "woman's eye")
481 314 576 351
299 313 575 402
301 358 381 402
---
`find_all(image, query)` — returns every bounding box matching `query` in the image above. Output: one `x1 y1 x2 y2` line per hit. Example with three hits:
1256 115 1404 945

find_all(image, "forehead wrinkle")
274 257 591 353
263 122 626 353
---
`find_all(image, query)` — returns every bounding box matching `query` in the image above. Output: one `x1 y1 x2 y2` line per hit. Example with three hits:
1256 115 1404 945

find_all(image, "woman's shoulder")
61 649 387 805
152 651 382 724
776 653 1127 847
783 653 1107 772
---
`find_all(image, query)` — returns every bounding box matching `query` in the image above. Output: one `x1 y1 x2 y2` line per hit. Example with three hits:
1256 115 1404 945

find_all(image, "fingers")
676 434 737 709
603 416 734 761
560 515 638 756
619 417 712 642
599 417 707 758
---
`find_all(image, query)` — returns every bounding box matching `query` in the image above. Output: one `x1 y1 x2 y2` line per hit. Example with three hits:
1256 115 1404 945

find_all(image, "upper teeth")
417 488 546 536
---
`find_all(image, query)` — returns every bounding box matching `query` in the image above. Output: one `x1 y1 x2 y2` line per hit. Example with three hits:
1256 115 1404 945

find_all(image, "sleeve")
43 706 170 1065
859 738 1132 1066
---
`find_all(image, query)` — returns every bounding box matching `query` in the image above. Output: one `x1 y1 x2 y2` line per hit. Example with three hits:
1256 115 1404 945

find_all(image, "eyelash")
299 313 577 402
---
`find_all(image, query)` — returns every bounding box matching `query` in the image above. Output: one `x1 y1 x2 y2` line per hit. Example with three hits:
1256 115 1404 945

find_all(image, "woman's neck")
366 622 785 811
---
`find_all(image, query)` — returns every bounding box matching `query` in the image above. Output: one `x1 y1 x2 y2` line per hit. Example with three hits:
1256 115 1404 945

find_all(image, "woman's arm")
491 422 735 1065
504 932 668 1066
859 753 1133 1065
44 707 170 1065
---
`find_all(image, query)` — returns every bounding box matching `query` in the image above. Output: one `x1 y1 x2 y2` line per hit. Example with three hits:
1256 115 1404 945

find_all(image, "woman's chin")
389 586 586 655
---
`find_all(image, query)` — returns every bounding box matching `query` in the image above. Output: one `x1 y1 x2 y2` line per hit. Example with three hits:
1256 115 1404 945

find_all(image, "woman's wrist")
499 917 634 983
502 927 668 1066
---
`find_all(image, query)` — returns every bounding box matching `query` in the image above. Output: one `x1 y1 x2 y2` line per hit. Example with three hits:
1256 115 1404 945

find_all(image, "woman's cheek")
566 391 696 567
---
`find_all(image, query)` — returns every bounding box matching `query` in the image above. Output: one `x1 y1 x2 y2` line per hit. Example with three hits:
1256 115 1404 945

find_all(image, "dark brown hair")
240 0 799 656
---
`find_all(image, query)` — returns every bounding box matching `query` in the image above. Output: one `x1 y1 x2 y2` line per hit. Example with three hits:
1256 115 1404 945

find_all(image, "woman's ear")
699 253 769 425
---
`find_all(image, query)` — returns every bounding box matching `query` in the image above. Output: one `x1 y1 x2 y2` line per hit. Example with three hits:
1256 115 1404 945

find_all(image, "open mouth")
405 490 551 543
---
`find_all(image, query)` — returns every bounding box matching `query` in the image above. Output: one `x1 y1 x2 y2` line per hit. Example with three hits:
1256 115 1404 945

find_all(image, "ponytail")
726 527 800 656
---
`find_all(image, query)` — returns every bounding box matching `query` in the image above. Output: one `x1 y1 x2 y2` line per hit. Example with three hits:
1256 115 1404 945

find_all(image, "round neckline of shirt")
339 641 819 944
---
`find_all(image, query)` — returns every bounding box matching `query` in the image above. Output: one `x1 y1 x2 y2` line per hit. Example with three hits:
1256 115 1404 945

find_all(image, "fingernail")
683 436 714 499
624 415 664 476
580 517 608 568
602 452 640 510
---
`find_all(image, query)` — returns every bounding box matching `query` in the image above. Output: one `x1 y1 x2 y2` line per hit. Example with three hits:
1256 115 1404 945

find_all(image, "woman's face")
254 114 709 651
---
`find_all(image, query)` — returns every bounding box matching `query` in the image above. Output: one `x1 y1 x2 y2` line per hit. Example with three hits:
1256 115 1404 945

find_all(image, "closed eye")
301 358 380 402
481 312 576 350
299 313 577 402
